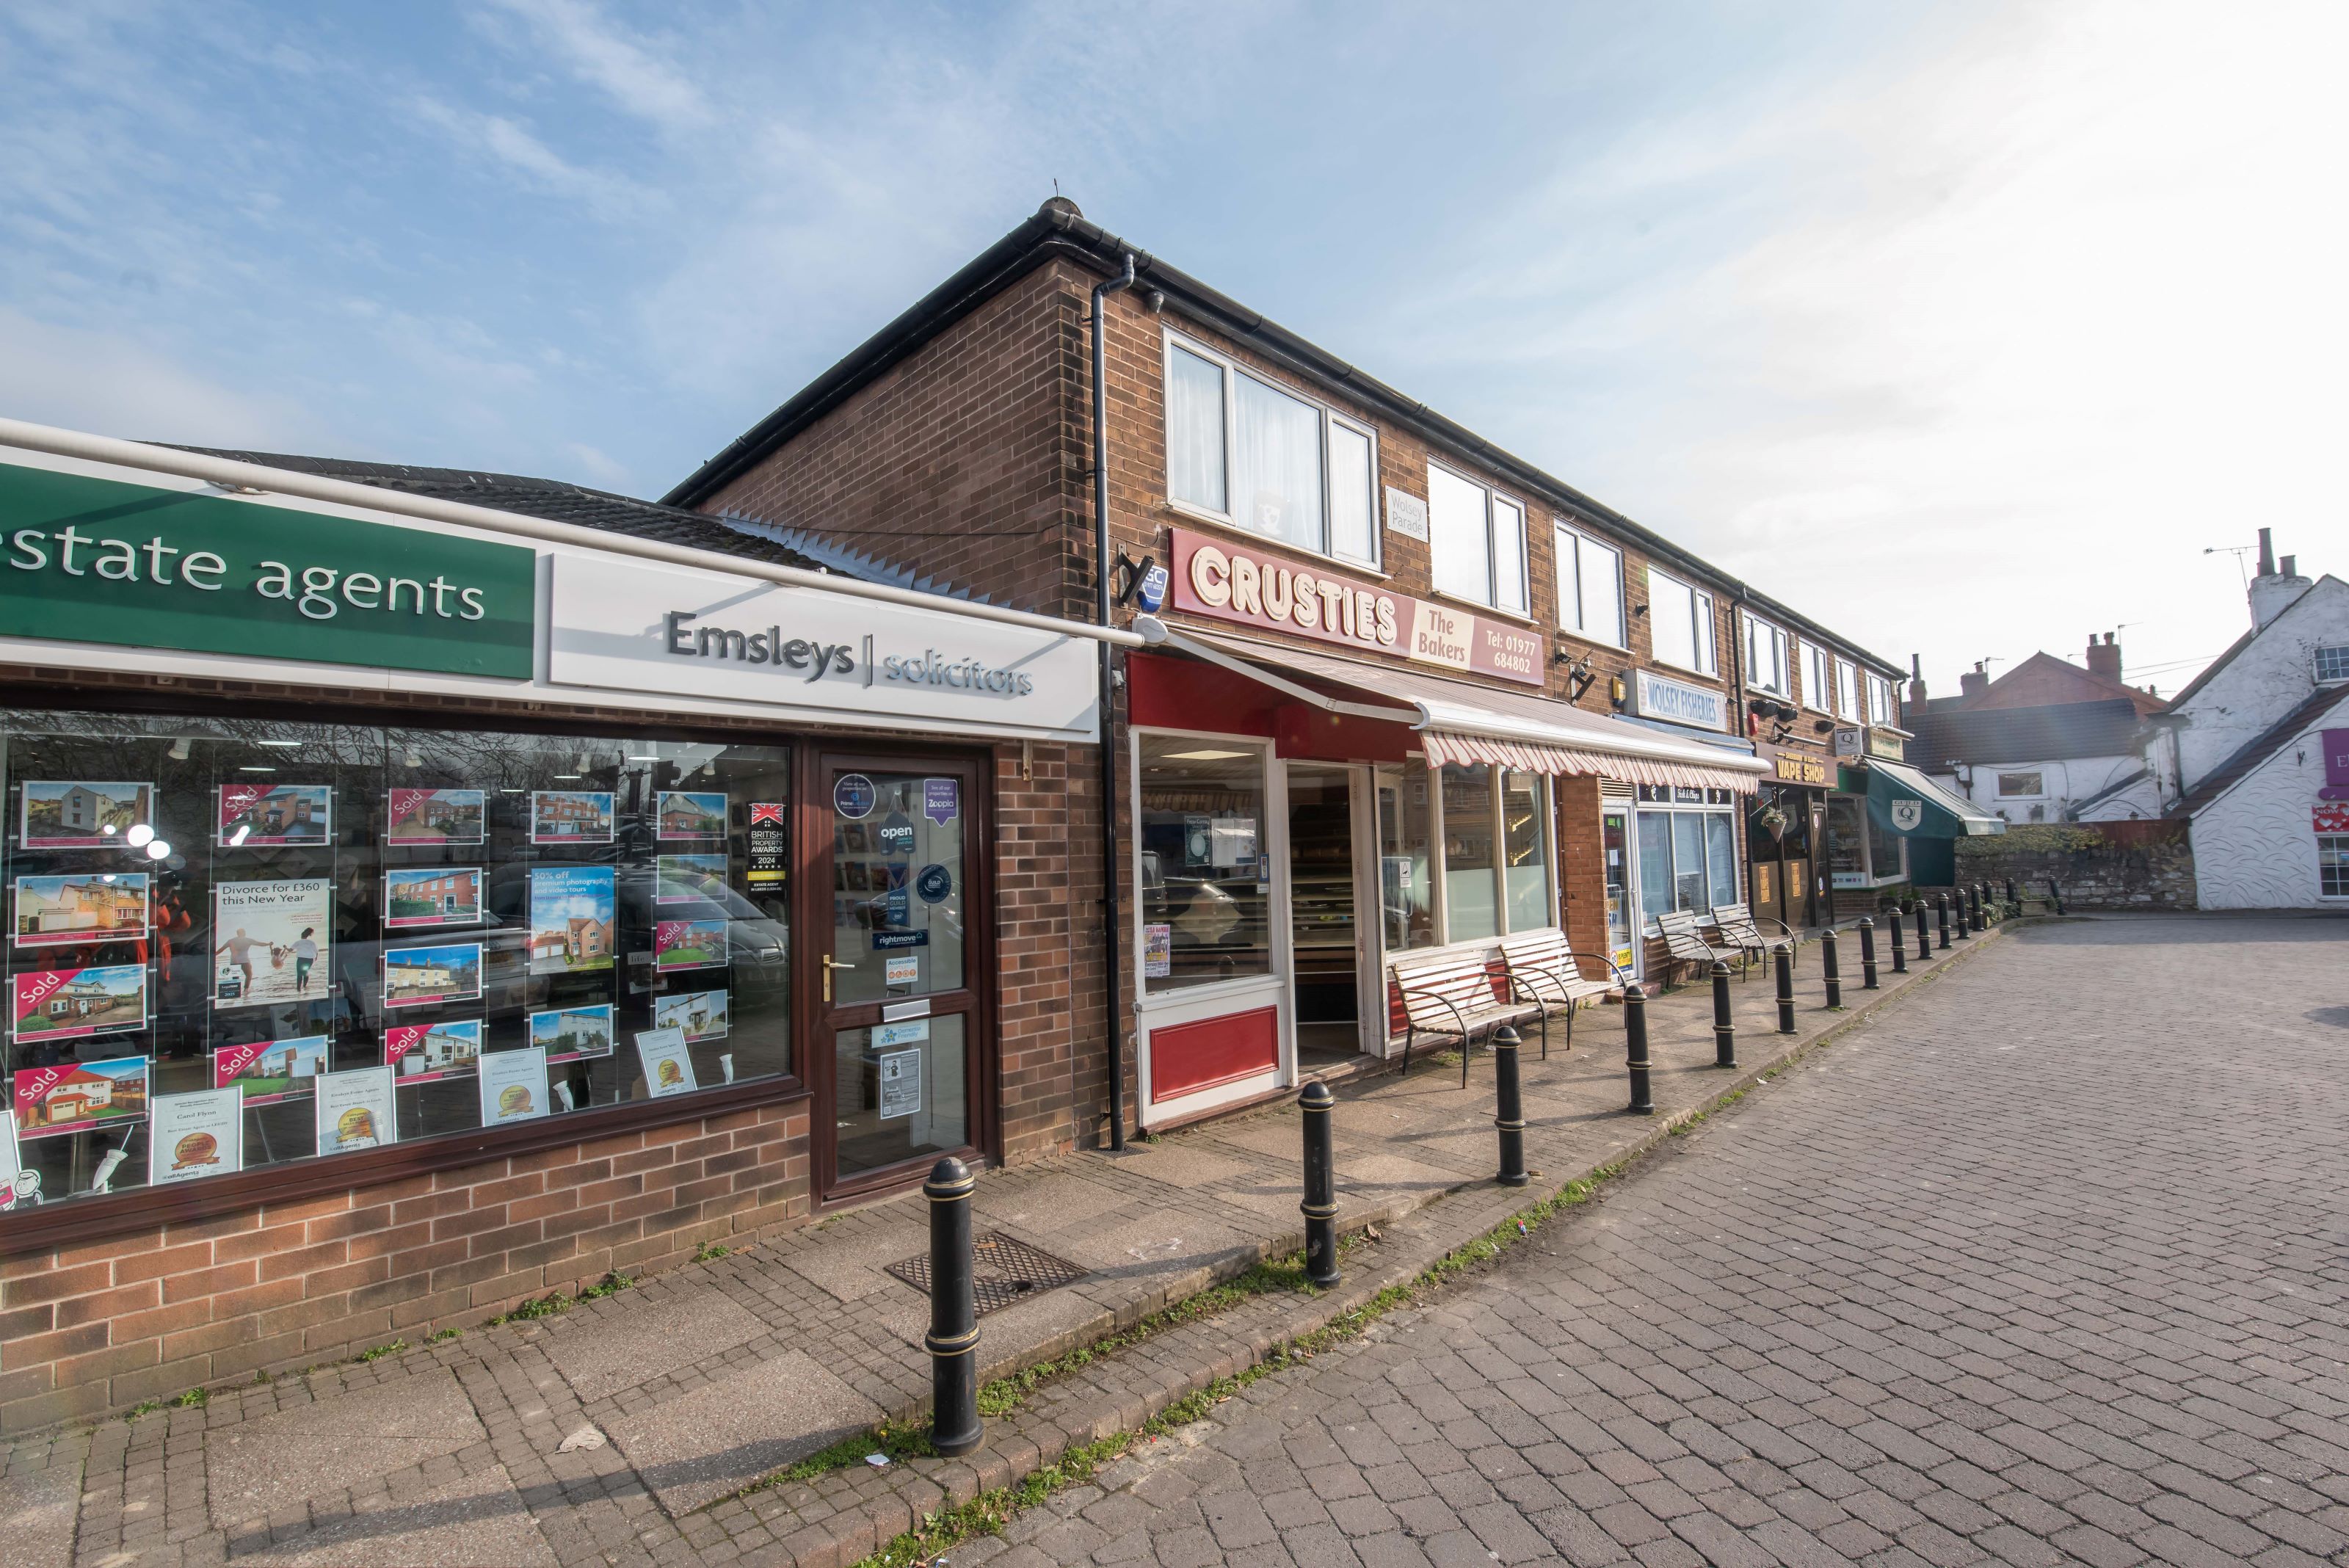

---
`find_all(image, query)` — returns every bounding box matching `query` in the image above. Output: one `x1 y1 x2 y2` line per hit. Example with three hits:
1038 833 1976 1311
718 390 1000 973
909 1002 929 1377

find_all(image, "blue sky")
4 1 2342 694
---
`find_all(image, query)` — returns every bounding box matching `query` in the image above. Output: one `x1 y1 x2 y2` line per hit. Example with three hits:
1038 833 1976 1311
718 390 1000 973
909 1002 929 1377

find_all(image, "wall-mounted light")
1608 675 1628 711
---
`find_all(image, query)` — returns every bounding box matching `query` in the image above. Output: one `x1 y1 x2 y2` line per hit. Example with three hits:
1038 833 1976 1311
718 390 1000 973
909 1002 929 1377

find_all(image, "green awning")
1850 758 2006 838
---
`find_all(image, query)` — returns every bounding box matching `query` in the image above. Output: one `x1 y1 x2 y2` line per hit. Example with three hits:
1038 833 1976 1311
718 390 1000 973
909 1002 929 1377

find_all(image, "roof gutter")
0 417 1144 650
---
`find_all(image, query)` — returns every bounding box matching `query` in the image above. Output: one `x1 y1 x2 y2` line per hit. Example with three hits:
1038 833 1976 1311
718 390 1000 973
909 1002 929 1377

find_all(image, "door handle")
822 955 855 1003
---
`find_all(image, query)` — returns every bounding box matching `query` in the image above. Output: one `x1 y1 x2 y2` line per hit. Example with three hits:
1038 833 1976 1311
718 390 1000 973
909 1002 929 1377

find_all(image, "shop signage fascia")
1630 669 1727 732
1771 750 1830 786
1166 526 1542 686
546 555 1101 738
1865 727 1907 761
0 451 534 678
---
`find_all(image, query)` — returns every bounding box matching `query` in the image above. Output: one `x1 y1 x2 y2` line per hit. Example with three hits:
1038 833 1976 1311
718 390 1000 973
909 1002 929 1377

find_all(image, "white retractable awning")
1166 630 1768 795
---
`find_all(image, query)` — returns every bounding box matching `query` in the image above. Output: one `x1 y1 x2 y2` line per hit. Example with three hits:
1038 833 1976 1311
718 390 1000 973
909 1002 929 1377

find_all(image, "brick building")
665 197 1913 1133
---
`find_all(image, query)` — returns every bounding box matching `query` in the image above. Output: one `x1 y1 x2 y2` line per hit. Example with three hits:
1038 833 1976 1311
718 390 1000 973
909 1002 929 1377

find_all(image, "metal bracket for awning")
1161 630 1421 726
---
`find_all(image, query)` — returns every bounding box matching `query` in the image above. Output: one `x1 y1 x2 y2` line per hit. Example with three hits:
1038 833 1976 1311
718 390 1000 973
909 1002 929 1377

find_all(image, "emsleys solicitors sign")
0 455 535 678
548 556 1100 738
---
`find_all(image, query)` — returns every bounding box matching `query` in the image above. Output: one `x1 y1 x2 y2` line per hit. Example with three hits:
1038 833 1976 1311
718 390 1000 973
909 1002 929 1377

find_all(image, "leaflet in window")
211 879 331 1009
529 866 615 976
150 1087 243 1184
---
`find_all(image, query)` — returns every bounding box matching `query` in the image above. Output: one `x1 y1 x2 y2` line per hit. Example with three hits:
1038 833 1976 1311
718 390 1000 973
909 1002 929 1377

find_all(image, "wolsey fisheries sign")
0 457 536 678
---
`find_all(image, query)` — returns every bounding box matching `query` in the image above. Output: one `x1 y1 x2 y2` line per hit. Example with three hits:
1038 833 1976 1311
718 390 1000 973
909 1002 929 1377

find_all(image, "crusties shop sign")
1168 527 1541 686
547 556 1099 740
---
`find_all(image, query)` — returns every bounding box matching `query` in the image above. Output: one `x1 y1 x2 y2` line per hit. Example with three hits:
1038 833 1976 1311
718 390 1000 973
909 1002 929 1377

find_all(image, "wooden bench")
1656 908 1742 982
1704 903 1796 979
1390 948 1544 1086
1498 930 1625 1056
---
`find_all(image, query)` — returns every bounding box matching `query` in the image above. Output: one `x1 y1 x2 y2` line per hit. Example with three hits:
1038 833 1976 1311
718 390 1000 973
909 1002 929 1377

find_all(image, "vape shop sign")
1167 527 1542 685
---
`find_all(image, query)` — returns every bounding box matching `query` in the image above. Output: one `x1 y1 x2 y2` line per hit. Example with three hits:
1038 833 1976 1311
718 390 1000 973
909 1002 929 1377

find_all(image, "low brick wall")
0 1099 810 1435
1956 821 2196 911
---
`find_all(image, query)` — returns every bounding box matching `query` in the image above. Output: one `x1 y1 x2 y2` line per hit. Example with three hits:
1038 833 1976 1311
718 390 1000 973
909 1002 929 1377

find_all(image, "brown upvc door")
805 750 994 1205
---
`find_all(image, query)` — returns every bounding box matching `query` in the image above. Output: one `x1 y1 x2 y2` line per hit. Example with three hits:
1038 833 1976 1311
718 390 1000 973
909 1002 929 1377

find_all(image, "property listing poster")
656 791 727 841
529 866 616 977
384 788 486 846
529 1003 614 1064
384 1019 483 1084
150 1086 244 1185
314 1067 396 1153
381 943 482 1009
382 866 483 930
217 783 333 847
19 780 154 851
634 1026 697 1098
213 1034 330 1104
13 871 150 949
12 1055 150 1139
211 879 333 1009
479 1047 549 1127
12 965 149 1042
650 988 728 1042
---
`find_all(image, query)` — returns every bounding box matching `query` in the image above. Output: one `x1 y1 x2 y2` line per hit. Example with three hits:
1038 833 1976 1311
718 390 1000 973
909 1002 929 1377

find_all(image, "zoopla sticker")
832 774 876 820
915 863 953 904
922 778 959 825
1890 799 1924 832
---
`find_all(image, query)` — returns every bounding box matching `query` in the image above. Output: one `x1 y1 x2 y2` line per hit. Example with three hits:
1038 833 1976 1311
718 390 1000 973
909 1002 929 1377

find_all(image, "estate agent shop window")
1 711 790 1208
1139 738 1556 995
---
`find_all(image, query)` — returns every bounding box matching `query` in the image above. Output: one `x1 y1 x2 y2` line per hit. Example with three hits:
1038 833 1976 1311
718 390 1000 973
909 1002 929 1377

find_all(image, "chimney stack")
1958 661 1989 702
1907 653 1928 706
2085 631 2122 681
2248 532 2312 630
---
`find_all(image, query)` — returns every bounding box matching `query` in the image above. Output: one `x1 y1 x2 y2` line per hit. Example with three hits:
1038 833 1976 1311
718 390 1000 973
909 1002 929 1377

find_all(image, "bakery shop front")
1122 528 1764 1129
0 427 1122 1433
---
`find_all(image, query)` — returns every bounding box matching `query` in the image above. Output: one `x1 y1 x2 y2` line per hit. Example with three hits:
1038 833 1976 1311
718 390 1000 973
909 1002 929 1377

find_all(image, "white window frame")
2319 833 2349 899
1743 611 1790 697
1426 461 1529 617
1630 787 1743 929
1554 523 1626 648
1867 672 1897 726
1421 761 1559 945
1161 329 1382 570
1834 658 1859 722
1801 640 1832 714
2315 645 2349 683
1645 567 1718 676
1995 770 2046 799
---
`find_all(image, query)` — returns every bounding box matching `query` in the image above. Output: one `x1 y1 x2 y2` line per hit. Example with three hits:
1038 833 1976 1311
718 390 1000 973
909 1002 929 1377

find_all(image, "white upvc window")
1554 523 1624 647
1867 672 1897 726
2315 645 2349 683
1646 567 1717 675
1163 332 1380 569
1428 463 1528 616
1743 612 1790 697
1834 658 1859 721
1801 640 1831 713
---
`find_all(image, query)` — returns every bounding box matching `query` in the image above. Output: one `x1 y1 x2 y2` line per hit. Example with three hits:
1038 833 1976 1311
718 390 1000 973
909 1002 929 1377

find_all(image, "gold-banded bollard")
923 1156 982 1456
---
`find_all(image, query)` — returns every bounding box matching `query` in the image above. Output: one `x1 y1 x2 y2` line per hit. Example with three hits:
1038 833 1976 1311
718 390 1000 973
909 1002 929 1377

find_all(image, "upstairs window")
2317 645 2349 683
1834 658 1859 720
1867 672 1898 725
1997 771 2044 797
1163 333 1379 568
1428 464 1529 616
1646 568 1717 675
1743 613 1790 696
1801 641 1831 712
1555 524 1624 647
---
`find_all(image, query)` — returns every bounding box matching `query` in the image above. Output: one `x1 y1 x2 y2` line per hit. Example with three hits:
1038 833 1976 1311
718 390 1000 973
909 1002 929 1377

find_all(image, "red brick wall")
0 1099 810 1435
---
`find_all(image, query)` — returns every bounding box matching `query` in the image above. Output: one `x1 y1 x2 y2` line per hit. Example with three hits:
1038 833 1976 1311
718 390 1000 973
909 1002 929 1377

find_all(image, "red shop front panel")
1148 1006 1279 1103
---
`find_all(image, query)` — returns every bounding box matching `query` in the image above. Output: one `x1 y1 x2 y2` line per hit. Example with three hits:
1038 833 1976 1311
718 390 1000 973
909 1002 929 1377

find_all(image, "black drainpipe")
1092 253 1136 1151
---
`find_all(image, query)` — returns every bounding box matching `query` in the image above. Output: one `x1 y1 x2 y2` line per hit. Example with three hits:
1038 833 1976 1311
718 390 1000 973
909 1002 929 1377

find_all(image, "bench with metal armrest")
1390 948 1544 1087
1497 929 1626 1056
1656 908 1743 981
1704 902 1798 979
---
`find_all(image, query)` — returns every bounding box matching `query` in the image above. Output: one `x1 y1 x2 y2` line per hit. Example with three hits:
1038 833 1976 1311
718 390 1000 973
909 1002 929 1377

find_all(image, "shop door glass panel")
1376 774 1435 951
1602 809 1634 974
1635 810 1671 921
1501 771 1550 933
1287 765 1357 1067
834 1016 967 1179
830 774 964 1006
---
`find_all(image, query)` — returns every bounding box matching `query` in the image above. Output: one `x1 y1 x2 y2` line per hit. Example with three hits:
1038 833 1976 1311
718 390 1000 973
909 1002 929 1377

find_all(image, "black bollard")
1972 883 1989 929
2004 877 2019 915
1492 1026 1528 1186
1859 916 1880 990
923 1156 984 1456
2049 879 2066 915
1624 984 1654 1114
1773 943 1797 1034
1299 1080 1340 1286
1912 899 1929 959
1820 927 1843 1008
1936 894 1952 950
1712 960 1736 1068
1889 906 1909 973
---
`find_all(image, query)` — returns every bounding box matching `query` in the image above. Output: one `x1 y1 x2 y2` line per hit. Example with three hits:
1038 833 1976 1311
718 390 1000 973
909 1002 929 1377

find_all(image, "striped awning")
1166 630 1767 796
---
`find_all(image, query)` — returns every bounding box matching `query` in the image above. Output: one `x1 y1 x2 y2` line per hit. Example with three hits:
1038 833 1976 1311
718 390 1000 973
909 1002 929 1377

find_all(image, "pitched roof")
1963 652 2166 716
1904 698 2147 768
661 199 1902 678
2174 683 2349 817
168 448 831 573
2163 574 2344 711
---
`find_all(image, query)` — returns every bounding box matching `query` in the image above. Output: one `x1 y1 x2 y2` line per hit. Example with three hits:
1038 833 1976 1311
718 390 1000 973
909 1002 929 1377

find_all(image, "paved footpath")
985 914 2349 1568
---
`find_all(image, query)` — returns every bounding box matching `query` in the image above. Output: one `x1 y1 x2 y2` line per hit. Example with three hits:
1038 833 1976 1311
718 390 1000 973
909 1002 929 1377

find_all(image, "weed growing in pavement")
428 1328 462 1343
483 1271 633 1327
174 1387 208 1408
754 1419 939 1491
693 1241 731 1263
356 1339 407 1363
126 1401 161 1421
578 1271 635 1300
844 1161 1635 1568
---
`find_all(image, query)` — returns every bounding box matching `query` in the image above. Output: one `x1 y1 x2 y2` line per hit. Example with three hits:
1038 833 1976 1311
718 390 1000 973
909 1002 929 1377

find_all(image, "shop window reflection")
1136 737 1271 992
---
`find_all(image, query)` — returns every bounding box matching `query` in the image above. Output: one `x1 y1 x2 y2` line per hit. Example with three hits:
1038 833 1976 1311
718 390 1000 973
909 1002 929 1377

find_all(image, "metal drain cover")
885 1233 1088 1317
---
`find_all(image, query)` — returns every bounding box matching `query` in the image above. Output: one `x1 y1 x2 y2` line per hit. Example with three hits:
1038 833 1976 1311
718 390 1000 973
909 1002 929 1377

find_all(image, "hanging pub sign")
1166 527 1542 686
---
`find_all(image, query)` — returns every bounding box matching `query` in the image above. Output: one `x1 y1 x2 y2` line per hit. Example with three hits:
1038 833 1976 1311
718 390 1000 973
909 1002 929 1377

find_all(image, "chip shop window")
1 710 791 1211
1634 786 1740 922
1136 735 1274 992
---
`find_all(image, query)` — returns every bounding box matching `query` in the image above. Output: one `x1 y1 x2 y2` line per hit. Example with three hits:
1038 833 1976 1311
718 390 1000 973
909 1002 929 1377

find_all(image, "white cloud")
0 308 323 449
484 0 712 137
405 95 654 221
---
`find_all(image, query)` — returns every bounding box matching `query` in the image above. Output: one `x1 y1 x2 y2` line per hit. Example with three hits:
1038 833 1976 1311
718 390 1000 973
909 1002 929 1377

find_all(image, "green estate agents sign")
0 457 536 679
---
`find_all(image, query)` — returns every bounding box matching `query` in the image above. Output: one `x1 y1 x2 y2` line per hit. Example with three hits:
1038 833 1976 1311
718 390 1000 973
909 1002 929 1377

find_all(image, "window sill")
1427 588 1535 625
1646 658 1723 683
1161 501 1387 579
1552 628 1628 654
